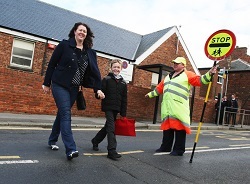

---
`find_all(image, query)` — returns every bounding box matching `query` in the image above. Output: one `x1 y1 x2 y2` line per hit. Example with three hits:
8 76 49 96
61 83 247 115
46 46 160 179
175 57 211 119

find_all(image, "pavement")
0 112 249 131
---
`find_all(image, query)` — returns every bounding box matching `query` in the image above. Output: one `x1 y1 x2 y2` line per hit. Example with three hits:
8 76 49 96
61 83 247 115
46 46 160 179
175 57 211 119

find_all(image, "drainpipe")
217 67 225 126
41 40 48 76
190 87 195 125
153 67 163 124
225 56 232 95
225 69 229 95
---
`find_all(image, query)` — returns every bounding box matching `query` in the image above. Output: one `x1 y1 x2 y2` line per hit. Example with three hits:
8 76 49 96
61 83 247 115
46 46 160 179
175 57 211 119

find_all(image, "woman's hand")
42 85 50 94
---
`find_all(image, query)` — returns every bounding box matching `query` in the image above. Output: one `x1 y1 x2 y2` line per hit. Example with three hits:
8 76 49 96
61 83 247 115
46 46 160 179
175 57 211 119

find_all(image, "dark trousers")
159 129 186 154
215 110 219 124
228 112 237 125
92 111 118 151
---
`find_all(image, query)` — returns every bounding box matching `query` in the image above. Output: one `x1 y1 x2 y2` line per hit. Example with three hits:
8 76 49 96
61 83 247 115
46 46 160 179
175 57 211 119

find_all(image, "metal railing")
222 108 250 127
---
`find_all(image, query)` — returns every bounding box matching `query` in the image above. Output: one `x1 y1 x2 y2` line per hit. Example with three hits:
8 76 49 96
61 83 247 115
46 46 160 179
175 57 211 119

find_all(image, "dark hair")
68 22 94 49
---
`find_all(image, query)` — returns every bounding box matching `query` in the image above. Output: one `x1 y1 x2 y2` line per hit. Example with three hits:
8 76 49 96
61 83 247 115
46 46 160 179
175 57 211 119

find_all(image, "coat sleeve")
43 41 64 87
83 49 102 92
185 70 212 86
95 77 106 99
147 79 164 98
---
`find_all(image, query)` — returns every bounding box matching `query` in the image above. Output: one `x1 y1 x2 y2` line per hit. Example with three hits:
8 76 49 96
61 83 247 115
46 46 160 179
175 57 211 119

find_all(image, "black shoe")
107 150 122 160
170 151 183 156
155 148 171 152
91 139 99 151
67 151 79 160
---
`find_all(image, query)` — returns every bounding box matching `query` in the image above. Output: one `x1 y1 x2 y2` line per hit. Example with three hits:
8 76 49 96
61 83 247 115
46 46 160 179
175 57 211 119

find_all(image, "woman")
42 22 105 160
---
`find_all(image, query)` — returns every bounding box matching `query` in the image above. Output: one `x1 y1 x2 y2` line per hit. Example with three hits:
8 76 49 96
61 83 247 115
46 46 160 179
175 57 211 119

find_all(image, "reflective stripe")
155 88 160 95
150 89 160 97
167 115 189 127
164 81 170 86
169 81 189 93
203 75 210 83
161 116 191 134
164 88 188 100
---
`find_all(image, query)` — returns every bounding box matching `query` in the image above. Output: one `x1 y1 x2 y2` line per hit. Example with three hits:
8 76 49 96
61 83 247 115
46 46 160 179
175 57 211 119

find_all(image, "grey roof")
229 59 250 71
0 0 173 61
135 27 173 58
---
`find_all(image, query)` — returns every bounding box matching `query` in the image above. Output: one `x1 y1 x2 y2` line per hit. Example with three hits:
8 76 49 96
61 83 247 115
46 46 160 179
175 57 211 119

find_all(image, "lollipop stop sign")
204 29 236 61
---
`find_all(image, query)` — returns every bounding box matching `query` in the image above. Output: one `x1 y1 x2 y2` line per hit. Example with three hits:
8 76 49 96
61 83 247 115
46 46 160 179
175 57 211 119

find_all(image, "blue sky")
40 0 250 67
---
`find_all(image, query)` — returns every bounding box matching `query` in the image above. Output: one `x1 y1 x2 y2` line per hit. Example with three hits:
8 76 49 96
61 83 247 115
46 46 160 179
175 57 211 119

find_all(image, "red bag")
115 117 136 136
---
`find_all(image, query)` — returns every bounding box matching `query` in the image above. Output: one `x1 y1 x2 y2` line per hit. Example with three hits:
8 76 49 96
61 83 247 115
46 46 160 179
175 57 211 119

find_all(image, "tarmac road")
1 127 250 184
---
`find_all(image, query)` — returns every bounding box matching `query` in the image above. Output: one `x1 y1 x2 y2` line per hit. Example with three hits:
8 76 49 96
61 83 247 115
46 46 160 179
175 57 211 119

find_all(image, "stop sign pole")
189 29 236 163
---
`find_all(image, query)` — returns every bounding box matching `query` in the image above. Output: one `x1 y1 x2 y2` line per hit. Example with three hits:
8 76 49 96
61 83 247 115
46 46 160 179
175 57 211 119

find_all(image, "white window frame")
217 69 223 84
10 38 35 69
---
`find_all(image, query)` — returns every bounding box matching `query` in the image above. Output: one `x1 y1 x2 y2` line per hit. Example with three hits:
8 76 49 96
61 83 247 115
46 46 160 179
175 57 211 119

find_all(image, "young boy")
91 59 127 160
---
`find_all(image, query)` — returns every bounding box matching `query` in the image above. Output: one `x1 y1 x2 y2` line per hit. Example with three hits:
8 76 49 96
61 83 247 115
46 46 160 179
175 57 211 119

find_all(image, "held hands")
42 85 50 94
97 90 105 99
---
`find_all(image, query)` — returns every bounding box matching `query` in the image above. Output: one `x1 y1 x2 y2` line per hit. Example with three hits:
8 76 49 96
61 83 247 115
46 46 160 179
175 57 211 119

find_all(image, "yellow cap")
172 57 186 66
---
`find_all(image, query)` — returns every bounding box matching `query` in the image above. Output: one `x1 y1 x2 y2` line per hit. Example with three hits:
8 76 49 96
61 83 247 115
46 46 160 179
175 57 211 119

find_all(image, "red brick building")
0 29 198 121
2 0 246 124
199 47 250 123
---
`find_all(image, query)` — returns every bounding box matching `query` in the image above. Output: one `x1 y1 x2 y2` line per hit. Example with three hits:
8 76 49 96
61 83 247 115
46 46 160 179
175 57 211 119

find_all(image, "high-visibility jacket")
147 69 211 134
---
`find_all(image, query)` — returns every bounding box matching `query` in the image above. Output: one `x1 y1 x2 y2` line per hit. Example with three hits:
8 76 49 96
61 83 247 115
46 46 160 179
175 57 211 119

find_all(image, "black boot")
91 139 99 151
107 150 121 160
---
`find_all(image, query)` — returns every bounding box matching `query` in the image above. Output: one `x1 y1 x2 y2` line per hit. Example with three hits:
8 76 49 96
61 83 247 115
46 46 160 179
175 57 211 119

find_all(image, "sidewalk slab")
0 113 249 130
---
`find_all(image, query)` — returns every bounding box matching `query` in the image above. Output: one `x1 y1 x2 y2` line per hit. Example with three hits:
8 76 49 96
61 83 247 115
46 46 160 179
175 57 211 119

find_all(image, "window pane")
10 39 34 69
14 39 33 50
13 47 33 58
12 56 31 67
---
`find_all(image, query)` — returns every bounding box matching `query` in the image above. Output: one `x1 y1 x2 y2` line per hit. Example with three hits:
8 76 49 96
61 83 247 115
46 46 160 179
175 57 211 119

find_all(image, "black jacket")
101 73 127 116
43 38 102 92
229 99 238 112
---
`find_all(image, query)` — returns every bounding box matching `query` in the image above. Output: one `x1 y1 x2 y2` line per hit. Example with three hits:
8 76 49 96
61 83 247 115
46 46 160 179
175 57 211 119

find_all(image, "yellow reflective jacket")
147 69 211 133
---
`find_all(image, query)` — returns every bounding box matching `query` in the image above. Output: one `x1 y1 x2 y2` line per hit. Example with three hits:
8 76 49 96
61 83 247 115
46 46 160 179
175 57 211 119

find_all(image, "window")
217 69 224 84
151 73 167 87
10 39 35 69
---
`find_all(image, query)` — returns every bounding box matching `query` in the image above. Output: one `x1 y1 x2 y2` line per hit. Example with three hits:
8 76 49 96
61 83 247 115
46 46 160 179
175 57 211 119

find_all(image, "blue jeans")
48 82 78 156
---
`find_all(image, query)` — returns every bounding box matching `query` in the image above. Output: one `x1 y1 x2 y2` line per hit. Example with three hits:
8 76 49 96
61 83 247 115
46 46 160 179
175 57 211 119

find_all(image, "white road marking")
202 133 226 136
229 144 250 147
186 146 209 150
154 146 250 155
0 160 39 164
185 146 250 153
84 150 144 156
216 135 250 141
229 138 250 140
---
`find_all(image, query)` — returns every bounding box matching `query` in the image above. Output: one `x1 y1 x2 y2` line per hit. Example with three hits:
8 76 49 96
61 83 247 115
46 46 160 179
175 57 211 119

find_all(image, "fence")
222 108 250 127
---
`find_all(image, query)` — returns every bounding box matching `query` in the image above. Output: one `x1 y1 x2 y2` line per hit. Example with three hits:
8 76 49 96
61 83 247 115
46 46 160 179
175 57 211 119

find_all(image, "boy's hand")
97 90 105 99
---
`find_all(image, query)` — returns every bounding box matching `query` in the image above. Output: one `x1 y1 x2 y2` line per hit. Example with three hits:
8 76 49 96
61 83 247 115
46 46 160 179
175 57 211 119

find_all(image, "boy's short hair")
110 59 122 68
